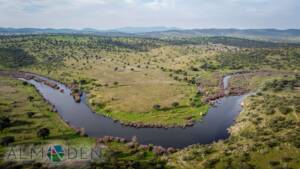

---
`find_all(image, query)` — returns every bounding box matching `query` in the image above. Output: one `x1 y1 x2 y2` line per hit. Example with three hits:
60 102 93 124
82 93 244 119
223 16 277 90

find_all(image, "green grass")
96 104 209 126
0 77 94 150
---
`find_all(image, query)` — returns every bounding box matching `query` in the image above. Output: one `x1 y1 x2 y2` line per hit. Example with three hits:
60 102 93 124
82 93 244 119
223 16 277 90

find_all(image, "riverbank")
0 70 249 130
0 75 169 168
167 76 300 169
0 70 210 128
2 70 246 129
5 71 246 148
0 76 94 155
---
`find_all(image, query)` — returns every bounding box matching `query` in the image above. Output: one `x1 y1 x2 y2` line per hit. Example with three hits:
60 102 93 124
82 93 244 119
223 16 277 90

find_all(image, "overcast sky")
0 0 299 29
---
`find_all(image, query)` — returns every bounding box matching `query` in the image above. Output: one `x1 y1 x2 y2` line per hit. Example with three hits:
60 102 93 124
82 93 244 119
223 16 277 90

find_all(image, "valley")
0 34 299 169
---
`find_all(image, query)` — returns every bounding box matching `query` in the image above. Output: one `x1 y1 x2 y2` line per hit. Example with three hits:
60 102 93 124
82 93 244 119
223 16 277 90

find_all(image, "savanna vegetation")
0 76 168 169
0 34 299 168
167 77 300 169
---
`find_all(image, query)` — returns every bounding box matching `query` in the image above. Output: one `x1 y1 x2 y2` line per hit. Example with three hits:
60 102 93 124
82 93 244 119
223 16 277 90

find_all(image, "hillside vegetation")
0 35 300 126
168 76 300 169
0 34 299 168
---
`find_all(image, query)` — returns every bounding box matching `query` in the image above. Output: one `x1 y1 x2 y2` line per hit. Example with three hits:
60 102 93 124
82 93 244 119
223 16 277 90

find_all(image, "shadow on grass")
32 114 50 119
7 126 37 133
47 133 80 140
11 120 32 126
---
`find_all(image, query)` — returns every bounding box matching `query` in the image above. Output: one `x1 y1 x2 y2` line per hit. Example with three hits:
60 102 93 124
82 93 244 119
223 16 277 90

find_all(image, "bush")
172 102 179 108
203 158 220 168
279 106 293 115
0 116 11 131
0 136 15 146
26 112 35 118
79 79 87 85
265 109 275 115
269 160 280 166
37 128 50 138
153 104 161 110
27 96 34 102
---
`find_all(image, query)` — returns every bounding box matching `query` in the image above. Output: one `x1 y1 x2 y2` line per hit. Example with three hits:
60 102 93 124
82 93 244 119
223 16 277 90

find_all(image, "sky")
0 0 299 29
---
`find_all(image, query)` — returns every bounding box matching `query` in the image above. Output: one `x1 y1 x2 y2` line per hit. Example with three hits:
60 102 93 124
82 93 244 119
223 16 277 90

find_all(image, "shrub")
79 79 87 85
26 112 35 118
22 81 28 86
153 104 161 110
269 160 280 166
27 96 34 102
172 102 179 108
0 136 15 146
279 106 293 115
0 116 11 132
266 109 275 115
190 66 199 71
203 158 220 168
37 128 50 138
282 157 293 162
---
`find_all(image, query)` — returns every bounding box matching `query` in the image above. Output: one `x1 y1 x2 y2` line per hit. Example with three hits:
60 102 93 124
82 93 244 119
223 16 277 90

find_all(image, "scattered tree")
26 112 35 118
153 104 161 110
27 96 34 102
172 102 179 108
0 116 11 132
0 136 15 146
37 128 50 139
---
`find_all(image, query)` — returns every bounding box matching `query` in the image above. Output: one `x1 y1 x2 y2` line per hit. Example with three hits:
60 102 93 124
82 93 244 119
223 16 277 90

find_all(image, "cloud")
0 0 299 29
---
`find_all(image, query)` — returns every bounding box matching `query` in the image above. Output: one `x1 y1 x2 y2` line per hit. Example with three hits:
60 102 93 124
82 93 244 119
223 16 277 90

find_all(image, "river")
25 75 247 148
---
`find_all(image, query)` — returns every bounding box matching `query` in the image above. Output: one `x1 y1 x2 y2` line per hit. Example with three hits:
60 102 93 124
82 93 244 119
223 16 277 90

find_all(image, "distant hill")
0 27 178 35
0 27 133 37
1 27 300 42
141 29 300 43
110 26 180 34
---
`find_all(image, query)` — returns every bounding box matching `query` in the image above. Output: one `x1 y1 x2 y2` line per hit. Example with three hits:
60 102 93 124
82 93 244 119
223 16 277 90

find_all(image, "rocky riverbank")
96 136 178 155
118 120 195 129
199 71 252 104
0 70 249 131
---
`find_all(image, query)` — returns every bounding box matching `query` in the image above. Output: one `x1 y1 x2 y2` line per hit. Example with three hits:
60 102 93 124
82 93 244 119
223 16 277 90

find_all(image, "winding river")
24 75 247 148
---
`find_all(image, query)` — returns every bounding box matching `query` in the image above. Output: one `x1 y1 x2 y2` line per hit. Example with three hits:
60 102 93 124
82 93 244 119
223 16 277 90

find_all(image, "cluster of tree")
263 78 300 92
167 36 300 48
216 48 300 70
0 35 165 53
0 48 36 68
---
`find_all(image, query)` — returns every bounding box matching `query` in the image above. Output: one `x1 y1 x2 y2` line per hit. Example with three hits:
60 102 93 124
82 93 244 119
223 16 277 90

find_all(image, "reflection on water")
26 76 246 148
